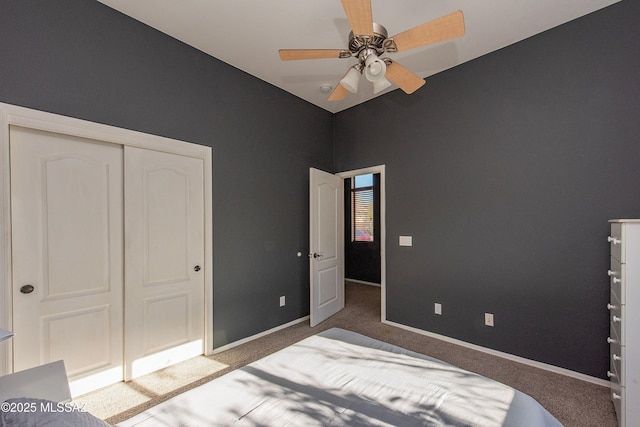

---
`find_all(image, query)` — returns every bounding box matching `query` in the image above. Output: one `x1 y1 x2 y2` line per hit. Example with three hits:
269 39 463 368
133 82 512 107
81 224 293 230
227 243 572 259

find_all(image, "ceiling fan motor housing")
348 22 389 60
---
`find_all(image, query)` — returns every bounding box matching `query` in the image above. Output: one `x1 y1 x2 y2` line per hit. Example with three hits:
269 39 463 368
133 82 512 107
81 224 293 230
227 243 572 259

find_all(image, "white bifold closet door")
10 128 205 396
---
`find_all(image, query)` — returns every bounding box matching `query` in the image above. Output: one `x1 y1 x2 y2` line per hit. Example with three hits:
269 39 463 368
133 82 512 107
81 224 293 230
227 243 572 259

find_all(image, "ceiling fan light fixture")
278 2 466 102
372 78 392 94
340 66 361 93
363 53 387 82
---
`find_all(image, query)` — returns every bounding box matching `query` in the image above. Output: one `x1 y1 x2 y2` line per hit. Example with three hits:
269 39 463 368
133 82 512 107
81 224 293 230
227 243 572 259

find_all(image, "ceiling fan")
278 0 465 101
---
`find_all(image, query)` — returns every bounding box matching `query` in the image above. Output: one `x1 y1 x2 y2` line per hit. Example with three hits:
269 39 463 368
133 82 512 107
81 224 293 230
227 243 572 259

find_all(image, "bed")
117 328 562 427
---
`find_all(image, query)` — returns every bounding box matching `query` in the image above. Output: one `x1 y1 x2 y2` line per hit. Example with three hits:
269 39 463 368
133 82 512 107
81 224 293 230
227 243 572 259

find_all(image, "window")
352 174 374 242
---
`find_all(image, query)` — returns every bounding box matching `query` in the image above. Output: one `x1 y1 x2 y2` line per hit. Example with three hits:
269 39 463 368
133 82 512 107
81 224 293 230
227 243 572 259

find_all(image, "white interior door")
309 168 344 327
10 126 124 396
124 146 205 379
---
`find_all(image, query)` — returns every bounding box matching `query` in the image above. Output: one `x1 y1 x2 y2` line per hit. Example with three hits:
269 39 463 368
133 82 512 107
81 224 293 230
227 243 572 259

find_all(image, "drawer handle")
613 392 622 400
612 277 621 284
613 315 622 323
608 236 621 245
613 354 622 361
607 370 616 378
607 337 617 344
607 303 618 310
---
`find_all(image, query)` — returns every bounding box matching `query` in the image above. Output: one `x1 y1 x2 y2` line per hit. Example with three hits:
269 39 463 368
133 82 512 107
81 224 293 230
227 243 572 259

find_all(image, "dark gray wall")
0 0 333 348
335 0 640 377
3 0 637 378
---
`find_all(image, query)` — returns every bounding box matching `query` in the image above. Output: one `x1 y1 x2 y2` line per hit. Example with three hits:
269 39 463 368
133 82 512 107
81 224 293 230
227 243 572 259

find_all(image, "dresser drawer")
609 256 625 304
611 382 624 427
610 338 625 387
610 223 624 262
609 351 622 387
608 361 623 427
609 291 625 345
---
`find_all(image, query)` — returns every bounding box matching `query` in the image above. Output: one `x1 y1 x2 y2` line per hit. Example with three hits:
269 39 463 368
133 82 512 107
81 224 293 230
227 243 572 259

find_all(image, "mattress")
118 328 562 426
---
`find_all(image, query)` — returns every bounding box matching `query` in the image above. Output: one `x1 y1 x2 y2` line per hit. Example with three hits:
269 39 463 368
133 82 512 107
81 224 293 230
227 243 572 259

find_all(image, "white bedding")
118 328 562 426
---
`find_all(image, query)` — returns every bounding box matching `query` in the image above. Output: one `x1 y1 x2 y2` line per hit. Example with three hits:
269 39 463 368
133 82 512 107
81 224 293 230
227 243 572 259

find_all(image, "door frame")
337 165 386 322
0 102 214 376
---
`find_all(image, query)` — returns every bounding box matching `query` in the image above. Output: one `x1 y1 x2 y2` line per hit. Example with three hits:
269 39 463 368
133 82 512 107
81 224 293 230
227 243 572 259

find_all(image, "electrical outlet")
434 303 442 315
485 313 494 327
279 296 285 307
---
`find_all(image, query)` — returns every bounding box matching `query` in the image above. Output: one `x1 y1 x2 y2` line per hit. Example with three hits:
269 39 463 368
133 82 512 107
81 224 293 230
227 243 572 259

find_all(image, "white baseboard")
345 278 381 287
382 320 610 387
213 316 310 354
211 315 608 388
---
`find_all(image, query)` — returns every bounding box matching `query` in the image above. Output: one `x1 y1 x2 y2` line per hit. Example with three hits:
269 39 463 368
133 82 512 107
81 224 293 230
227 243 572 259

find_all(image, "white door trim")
337 165 386 322
0 102 214 375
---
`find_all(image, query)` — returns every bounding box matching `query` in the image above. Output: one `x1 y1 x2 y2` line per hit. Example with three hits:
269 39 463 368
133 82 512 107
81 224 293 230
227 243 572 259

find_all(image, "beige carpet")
77 282 618 426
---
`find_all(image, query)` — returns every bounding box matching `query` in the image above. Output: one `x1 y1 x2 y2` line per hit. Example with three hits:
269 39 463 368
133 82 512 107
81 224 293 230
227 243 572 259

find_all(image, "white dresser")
608 220 640 427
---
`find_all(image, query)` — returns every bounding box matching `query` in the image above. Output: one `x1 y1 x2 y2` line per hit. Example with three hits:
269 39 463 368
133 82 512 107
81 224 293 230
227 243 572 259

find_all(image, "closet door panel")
10 126 124 396
124 146 205 379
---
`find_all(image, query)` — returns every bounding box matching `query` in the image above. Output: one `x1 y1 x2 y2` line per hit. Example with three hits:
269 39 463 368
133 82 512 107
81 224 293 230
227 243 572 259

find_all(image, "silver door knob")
20 285 34 294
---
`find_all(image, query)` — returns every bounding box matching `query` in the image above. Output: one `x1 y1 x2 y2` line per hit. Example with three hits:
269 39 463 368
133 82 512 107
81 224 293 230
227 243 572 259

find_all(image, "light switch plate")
399 236 413 246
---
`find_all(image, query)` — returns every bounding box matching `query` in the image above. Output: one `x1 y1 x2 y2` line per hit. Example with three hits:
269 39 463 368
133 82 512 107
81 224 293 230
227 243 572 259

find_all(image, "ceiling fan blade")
341 0 373 36
385 61 426 94
328 84 349 101
279 49 350 61
389 10 465 52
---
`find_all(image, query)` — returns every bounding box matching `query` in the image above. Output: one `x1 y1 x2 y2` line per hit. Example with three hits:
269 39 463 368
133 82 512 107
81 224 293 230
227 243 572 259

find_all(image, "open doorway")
344 173 381 285
337 166 386 322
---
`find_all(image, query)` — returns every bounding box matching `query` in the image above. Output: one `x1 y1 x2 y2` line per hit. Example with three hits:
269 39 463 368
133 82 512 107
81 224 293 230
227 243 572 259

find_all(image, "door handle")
194 265 201 272
20 284 35 294
308 253 324 258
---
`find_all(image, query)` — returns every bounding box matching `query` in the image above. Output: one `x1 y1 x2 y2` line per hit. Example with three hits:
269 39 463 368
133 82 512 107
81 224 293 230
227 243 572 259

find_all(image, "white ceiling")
97 0 619 114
